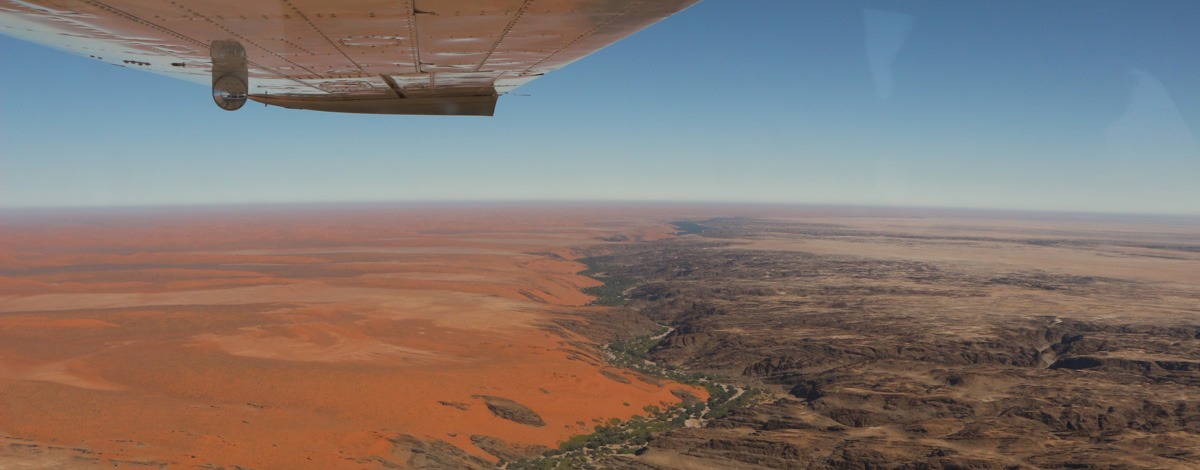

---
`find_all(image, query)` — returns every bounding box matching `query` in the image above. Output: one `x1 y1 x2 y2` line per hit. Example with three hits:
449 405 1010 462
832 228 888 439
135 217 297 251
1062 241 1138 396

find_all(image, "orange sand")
0 205 706 469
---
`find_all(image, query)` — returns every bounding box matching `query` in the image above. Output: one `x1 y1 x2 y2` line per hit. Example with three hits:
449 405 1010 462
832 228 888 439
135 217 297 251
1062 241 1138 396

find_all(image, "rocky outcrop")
386 435 491 469
643 427 807 469
472 395 545 427
469 435 548 462
579 217 1200 469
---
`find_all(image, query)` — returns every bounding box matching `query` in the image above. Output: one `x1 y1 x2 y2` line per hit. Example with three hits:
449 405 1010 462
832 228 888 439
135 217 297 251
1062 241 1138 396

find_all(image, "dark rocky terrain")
583 216 1200 469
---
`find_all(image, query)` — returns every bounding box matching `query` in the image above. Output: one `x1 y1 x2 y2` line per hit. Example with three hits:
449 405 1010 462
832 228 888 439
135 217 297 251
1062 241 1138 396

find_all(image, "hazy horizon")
3 1 1198 215
4 200 1200 222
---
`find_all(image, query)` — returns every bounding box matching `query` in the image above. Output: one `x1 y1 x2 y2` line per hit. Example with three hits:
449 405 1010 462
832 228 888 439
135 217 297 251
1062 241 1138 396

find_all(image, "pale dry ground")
720 214 1200 328
611 213 1200 469
742 214 1200 281
0 205 706 469
699 217 1200 391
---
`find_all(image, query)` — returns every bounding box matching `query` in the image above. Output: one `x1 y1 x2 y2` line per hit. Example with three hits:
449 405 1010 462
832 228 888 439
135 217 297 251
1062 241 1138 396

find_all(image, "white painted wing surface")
0 0 700 115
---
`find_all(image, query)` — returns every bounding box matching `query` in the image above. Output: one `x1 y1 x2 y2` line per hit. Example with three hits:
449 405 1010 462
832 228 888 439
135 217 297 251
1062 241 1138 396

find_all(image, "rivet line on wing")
78 0 326 94
401 0 420 76
165 1 323 78
526 0 647 73
279 0 365 74
473 0 536 73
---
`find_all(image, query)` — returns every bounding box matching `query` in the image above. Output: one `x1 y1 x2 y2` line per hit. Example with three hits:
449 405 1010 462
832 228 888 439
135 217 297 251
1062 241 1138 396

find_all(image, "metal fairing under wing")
0 0 699 115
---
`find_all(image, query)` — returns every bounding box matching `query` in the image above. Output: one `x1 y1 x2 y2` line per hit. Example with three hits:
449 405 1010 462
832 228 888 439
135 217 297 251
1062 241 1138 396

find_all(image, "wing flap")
250 93 497 116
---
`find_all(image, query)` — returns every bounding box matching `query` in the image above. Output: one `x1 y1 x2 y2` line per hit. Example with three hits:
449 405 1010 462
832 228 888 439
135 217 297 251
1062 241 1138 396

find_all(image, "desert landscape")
577 211 1200 469
0 204 708 468
2 204 1199 469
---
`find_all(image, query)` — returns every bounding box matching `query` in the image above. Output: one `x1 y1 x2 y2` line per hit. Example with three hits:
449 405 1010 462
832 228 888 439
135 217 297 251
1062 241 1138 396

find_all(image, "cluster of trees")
578 256 637 306
511 256 765 469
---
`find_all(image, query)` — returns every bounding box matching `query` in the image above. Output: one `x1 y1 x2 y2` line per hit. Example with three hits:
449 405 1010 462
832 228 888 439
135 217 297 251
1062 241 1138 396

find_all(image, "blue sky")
1 0 1198 214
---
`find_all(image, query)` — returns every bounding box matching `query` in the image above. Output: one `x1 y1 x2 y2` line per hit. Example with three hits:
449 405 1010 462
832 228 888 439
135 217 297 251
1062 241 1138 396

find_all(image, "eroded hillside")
589 216 1200 469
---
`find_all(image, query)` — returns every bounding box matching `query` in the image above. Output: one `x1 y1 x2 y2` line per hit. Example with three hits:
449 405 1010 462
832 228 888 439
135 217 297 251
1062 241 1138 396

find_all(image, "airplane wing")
0 0 699 115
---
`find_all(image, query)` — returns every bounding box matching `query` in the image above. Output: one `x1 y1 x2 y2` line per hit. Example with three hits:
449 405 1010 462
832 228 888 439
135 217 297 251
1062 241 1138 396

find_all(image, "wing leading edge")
0 0 700 115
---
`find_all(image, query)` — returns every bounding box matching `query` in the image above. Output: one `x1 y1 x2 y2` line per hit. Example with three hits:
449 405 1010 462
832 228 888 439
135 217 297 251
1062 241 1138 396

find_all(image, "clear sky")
1 0 1198 214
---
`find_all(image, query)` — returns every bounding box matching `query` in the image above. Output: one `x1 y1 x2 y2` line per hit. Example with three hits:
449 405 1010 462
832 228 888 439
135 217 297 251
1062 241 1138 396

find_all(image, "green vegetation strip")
507 255 768 469
506 272 768 470
670 220 708 236
577 256 636 307
505 328 768 469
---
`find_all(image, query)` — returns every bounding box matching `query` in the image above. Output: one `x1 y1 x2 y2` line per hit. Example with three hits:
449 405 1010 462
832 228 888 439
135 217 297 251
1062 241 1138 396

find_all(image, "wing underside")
0 0 698 115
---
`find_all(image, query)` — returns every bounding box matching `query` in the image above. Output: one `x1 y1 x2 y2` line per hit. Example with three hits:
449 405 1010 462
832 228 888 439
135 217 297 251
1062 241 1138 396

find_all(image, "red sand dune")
0 205 705 469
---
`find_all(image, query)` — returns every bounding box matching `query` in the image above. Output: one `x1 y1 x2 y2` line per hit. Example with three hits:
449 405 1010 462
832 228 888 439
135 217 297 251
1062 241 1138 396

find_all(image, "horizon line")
2 199 1198 221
